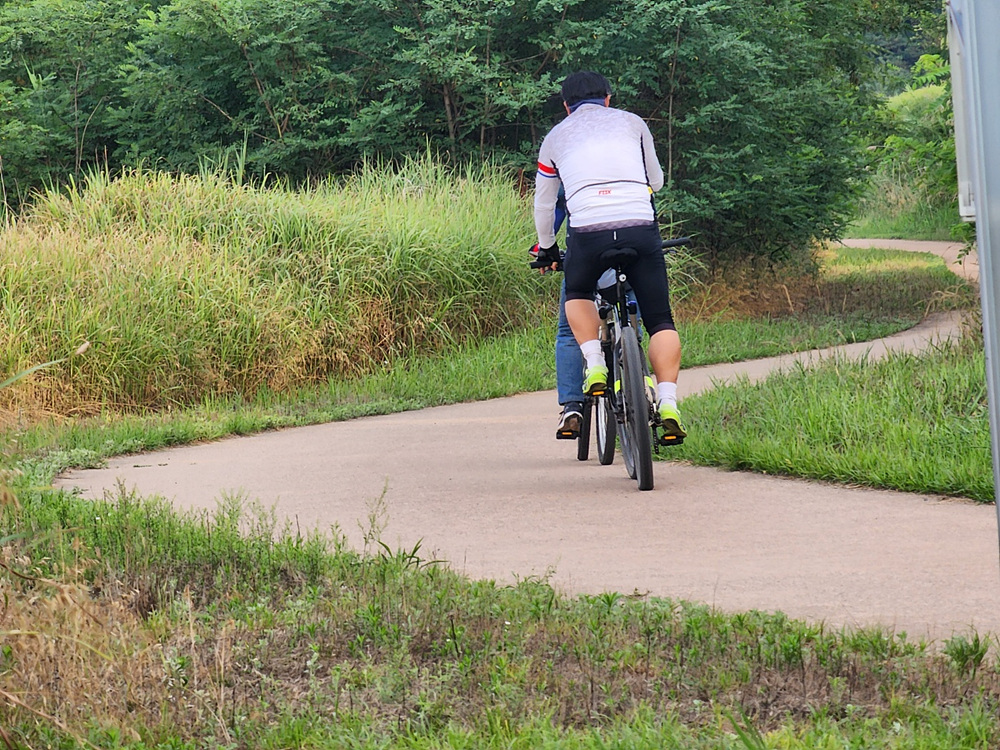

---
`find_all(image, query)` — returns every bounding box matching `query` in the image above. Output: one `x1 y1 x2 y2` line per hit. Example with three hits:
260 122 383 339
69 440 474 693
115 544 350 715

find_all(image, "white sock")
580 339 605 369
657 381 678 407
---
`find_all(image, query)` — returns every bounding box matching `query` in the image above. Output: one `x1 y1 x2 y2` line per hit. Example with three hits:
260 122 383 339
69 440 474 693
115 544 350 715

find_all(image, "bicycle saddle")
598 246 638 268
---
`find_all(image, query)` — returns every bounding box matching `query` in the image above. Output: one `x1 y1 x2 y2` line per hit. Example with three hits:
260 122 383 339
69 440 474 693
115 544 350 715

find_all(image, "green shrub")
3 0 876 262
849 54 961 240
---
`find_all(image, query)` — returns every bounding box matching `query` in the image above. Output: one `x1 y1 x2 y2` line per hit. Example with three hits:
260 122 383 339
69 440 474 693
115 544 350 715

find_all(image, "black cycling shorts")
563 222 676 335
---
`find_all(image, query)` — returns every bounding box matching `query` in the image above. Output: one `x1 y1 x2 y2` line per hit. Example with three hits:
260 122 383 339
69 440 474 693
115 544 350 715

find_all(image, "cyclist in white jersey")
533 71 686 443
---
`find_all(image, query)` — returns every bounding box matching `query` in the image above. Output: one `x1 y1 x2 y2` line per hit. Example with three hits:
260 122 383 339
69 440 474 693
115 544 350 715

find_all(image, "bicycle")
530 254 618 465
577 236 692 490
576 307 617 466
574 378 614 464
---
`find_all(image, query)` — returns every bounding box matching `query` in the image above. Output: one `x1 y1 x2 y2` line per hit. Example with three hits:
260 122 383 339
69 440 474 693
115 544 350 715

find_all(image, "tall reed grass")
1 157 551 414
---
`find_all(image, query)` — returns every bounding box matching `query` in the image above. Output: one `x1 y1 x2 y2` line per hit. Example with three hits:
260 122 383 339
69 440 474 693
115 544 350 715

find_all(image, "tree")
327 0 558 160
545 0 873 263
0 0 895 261
0 0 141 197
112 0 358 177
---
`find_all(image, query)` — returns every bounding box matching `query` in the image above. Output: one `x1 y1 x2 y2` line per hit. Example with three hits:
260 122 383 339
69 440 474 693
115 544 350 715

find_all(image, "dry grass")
677 244 973 323
0 564 157 745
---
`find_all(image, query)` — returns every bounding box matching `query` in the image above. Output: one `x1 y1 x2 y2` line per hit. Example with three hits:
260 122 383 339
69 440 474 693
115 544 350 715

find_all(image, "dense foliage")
875 54 956 207
1 0 938 260
849 49 962 241
861 0 946 93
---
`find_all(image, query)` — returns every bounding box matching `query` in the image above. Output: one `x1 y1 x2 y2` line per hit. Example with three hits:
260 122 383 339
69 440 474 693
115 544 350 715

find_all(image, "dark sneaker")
556 403 584 440
657 401 687 446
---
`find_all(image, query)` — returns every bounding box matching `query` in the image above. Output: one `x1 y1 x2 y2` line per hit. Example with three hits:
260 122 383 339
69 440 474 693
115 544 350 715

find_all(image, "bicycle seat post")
597 246 638 332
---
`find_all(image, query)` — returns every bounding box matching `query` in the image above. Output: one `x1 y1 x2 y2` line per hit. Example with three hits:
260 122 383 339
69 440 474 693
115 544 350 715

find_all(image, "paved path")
57 240 999 643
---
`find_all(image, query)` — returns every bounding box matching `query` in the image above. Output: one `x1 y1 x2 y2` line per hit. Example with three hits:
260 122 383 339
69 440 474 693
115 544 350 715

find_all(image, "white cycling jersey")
534 103 664 248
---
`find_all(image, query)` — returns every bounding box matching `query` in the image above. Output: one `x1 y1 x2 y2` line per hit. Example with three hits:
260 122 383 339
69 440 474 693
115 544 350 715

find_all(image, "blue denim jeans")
556 278 585 407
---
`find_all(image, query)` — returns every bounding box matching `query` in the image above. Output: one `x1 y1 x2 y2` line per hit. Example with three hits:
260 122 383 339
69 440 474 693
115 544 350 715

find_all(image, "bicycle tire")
620 327 654 490
615 338 637 480
595 394 616 465
577 397 593 462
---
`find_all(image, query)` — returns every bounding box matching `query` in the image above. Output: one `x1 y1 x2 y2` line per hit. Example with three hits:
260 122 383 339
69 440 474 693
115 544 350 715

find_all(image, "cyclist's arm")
554 188 567 235
640 118 664 192
534 146 562 248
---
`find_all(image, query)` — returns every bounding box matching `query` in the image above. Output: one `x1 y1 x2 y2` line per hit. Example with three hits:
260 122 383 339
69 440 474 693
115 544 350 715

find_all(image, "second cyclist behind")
532 70 686 444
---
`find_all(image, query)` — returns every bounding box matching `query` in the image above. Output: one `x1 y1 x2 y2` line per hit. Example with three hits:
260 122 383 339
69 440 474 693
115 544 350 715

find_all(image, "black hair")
560 71 612 107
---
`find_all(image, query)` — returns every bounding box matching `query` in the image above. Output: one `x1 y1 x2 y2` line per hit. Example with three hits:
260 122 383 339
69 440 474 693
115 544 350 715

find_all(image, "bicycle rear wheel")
616 340 637 480
577 397 593 461
619 327 654 490
595 394 616 465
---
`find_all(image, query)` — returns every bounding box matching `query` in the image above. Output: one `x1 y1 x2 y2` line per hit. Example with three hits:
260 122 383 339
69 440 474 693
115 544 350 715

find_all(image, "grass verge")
846 198 959 241
1 489 999 748
0 157 551 414
671 329 992 501
844 159 963 242
8 327 556 485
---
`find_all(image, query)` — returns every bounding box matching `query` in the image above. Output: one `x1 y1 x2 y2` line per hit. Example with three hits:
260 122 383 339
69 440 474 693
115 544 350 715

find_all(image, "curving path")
57 240 999 643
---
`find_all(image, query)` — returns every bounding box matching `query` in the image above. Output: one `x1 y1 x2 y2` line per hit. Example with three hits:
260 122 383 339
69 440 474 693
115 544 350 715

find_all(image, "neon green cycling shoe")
583 364 609 396
657 401 687 446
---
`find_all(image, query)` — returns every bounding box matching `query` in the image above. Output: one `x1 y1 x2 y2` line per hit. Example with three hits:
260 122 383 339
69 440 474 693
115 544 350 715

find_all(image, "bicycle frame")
595 252 656 489
569 236 691 488
592 236 692 489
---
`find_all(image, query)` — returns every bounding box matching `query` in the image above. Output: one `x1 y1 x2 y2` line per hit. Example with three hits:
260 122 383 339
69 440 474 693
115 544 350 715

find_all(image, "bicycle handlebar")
662 236 692 249
529 258 558 269
528 236 692 270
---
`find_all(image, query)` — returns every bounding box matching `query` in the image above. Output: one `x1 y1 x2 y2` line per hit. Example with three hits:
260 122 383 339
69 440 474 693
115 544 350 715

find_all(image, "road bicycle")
577 237 691 490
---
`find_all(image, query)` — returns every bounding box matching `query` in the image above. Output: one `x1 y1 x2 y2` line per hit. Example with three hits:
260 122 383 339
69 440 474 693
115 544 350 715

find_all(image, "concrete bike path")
57 240 999 643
